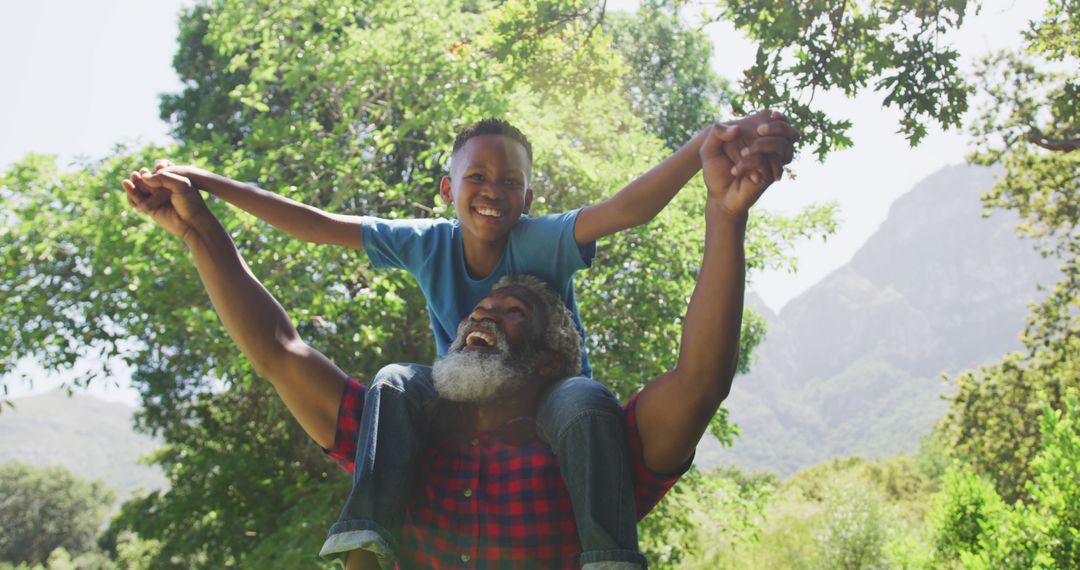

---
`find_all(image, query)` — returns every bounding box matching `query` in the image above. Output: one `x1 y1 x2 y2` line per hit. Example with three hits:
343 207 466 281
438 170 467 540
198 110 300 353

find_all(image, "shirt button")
469 438 479 446
463 488 473 498
461 553 471 563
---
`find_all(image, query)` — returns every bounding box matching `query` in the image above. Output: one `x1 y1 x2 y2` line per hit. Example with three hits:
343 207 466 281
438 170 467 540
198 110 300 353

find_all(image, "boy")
132 113 795 568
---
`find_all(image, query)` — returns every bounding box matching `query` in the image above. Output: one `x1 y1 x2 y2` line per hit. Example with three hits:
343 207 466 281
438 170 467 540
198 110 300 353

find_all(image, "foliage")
695 453 941 570
812 484 891 570
928 392 1080 569
638 467 773 569
605 0 732 151
694 0 973 158
940 0 1079 505
0 462 115 566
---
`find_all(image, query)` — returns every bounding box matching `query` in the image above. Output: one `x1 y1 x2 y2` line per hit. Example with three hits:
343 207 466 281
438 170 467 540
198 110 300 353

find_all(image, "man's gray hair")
492 274 582 379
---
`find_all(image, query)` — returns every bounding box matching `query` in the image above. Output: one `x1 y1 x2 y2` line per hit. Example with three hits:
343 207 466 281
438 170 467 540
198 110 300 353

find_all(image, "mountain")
0 390 167 501
697 164 1061 476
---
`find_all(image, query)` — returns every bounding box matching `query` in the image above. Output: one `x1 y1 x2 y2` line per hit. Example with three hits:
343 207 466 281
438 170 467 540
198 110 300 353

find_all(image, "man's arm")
572 111 797 244
633 124 789 474
123 170 349 448
141 162 365 249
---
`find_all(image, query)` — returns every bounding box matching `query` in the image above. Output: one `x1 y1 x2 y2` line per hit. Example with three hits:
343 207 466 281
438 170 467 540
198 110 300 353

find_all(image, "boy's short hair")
453 118 534 164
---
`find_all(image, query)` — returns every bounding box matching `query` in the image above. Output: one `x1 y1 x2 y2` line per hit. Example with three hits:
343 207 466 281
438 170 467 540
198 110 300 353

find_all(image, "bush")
813 484 890 570
927 392 1080 569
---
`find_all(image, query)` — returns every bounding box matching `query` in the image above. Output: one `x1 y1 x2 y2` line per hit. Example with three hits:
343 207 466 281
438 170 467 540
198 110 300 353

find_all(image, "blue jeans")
320 364 645 569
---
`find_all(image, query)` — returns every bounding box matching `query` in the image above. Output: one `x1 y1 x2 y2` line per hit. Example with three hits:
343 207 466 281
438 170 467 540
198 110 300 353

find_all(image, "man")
123 121 790 568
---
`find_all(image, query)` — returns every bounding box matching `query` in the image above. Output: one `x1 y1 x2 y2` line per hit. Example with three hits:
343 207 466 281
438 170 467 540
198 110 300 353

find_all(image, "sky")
0 0 1047 405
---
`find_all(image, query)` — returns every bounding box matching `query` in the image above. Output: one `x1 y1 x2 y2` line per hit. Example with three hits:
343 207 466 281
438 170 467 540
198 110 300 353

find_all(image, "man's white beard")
432 321 541 403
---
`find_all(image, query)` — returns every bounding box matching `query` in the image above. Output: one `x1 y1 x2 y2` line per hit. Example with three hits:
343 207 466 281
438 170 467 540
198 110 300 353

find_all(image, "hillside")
697 164 1061 475
0 389 167 501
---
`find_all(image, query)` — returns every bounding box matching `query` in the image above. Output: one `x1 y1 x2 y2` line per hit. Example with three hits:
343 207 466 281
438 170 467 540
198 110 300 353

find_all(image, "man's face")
439 134 534 245
432 287 547 403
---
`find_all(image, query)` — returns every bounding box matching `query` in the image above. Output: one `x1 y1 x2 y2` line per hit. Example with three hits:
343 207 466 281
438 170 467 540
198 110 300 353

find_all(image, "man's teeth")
475 206 503 217
466 330 496 347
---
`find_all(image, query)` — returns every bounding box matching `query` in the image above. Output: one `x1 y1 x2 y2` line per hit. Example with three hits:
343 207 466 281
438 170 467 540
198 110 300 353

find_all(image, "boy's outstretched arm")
140 162 365 249
633 125 784 474
572 111 798 244
122 170 348 448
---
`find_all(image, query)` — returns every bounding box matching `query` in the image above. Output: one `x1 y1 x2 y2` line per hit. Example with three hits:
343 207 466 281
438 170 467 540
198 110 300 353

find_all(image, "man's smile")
462 325 500 352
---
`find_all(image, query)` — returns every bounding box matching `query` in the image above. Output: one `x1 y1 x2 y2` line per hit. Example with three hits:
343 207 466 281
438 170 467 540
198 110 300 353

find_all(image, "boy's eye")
467 173 485 182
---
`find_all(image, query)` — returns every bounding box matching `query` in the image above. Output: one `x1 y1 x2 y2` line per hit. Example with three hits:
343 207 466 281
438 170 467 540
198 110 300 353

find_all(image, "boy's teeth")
476 207 502 217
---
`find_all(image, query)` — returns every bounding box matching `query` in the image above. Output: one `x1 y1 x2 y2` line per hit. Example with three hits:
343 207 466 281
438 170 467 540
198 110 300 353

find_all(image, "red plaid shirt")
328 378 684 569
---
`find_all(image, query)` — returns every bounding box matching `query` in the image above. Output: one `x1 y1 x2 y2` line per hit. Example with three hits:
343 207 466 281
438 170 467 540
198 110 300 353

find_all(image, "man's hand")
716 110 798 183
700 124 777 216
122 168 210 240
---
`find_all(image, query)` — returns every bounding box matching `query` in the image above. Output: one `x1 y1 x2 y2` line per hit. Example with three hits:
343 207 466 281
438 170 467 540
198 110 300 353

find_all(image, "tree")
0 462 115 565
605 0 732 151
939 0 1079 503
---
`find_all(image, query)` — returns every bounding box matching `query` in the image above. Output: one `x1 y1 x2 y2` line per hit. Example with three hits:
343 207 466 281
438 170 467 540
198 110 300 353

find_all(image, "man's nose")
469 302 503 322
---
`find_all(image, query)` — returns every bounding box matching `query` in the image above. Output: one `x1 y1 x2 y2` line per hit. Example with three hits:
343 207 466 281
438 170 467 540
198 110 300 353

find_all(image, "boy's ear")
523 188 534 215
439 176 453 205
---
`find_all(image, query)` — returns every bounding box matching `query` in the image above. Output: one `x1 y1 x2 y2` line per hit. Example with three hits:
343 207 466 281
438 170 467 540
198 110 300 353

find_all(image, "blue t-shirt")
360 209 595 377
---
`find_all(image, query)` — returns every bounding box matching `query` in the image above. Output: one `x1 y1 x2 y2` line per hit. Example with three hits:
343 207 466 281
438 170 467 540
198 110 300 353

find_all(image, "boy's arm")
633 126 780 474
123 170 349 448
573 111 797 245
143 163 365 249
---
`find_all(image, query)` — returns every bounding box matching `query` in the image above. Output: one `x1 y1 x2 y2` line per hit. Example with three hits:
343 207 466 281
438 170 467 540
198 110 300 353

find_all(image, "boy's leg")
536 376 646 570
321 363 437 570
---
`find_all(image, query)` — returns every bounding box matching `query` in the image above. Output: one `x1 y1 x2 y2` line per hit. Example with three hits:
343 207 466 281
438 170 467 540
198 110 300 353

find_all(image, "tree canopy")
0 462 115 566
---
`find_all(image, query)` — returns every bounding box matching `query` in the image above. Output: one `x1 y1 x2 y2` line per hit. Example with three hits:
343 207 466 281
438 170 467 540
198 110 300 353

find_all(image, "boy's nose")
478 181 502 199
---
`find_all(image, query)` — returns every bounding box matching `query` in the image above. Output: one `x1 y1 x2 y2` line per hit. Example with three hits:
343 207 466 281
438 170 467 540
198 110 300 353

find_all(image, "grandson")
132 113 795 568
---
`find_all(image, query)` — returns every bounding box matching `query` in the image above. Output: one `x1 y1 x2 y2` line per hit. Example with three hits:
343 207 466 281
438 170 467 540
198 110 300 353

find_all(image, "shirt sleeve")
515 209 596 272
360 216 443 273
623 393 690 519
324 378 366 472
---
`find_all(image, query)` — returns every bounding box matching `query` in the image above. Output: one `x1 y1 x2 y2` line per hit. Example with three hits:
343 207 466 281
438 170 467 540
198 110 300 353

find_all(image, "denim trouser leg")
536 376 647 570
320 363 437 570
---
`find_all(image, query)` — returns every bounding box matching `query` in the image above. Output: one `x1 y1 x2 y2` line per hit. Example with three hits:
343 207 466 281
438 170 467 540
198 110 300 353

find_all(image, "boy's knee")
537 377 622 439
369 363 435 398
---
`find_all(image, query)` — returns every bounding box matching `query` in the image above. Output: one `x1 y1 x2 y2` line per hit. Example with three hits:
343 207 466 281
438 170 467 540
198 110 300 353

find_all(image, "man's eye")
508 307 526 315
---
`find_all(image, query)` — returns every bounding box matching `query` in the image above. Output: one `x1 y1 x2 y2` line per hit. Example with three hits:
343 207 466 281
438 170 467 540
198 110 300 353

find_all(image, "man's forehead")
485 286 538 308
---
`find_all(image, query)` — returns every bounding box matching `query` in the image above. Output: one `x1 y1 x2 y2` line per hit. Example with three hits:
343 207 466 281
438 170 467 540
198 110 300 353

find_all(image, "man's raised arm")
123 170 348 448
634 124 794 474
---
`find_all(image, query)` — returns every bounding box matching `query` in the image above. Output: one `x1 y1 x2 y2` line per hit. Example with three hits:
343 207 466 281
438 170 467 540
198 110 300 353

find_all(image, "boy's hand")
700 124 777 216
122 168 210 240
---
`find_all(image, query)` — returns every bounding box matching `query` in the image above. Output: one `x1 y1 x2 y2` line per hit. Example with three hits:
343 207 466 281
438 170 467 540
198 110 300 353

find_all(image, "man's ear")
538 349 564 381
523 188 534 215
439 176 453 205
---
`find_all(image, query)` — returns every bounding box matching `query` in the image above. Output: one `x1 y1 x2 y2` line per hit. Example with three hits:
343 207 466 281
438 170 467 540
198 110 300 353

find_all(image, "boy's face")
440 134 533 245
